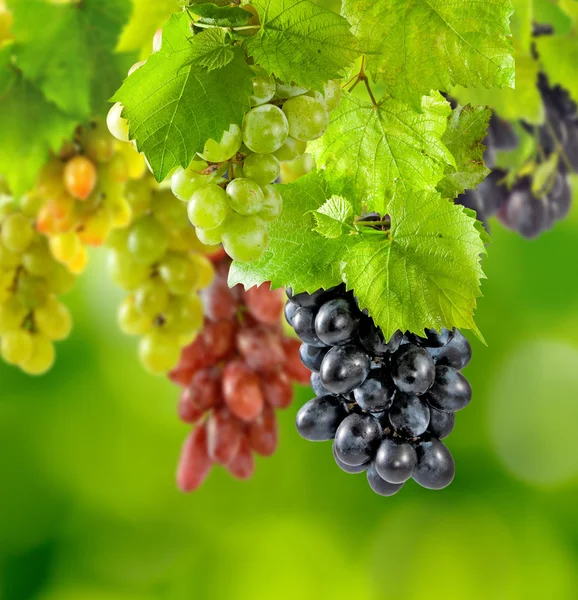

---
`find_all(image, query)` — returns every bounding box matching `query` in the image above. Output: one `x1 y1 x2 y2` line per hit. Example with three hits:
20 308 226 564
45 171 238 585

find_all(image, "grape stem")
543 118 575 174
346 56 378 107
192 21 261 33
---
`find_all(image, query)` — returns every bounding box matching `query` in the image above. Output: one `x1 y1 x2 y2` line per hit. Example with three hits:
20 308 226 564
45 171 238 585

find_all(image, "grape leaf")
452 46 543 125
343 0 515 107
343 187 486 341
437 104 492 199
113 12 253 181
309 90 454 212
0 47 76 197
245 0 359 89
559 0 578 24
190 4 252 27
536 33 578 105
9 0 131 118
312 195 353 238
229 172 360 292
184 28 235 71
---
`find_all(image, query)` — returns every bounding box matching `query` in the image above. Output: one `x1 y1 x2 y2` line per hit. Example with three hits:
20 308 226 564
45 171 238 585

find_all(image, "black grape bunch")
457 26 577 238
285 285 472 496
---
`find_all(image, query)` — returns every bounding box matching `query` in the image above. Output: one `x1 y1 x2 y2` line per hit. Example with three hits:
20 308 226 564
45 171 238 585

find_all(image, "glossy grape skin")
291 306 325 347
282 95 329 142
127 217 168 265
286 285 343 309
320 344 371 395
333 444 369 474
426 366 472 412
299 343 329 372
502 185 547 239
412 328 454 348
284 300 298 325
274 137 307 162
353 370 396 413
107 102 130 142
308 80 342 113
275 81 308 99
195 224 223 246
310 372 331 397
243 153 280 185
391 345 436 395
199 125 242 163
375 438 417 484
359 319 403 355
389 393 430 437
427 407 455 440
413 438 455 490
296 395 348 441
139 331 181 374
221 214 268 262
259 185 283 222
171 162 209 202
428 329 471 370
242 104 289 154
250 71 276 106
334 413 382 466
366 462 404 496
226 178 265 215
314 298 360 346
188 184 229 230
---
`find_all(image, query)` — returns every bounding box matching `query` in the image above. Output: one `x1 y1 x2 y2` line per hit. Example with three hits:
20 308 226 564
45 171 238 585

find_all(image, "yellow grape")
124 178 153 218
133 278 170 318
16 272 50 309
138 329 181 374
1 212 35 253
103 152 130 183
64 155 98 200
0 296 27 334
118 296 152 336
49 232 81 264
188 253 215 289
0 243 20 269
158 252 199 295
107 250 150 290
50 263 76 295
20 334 55 376
0 268 15 302
20 193 44 218
36 159 66 200
67 245 88 275
78 209 113 246
164 294 203 337
80 118 115 163
34 296 72 341
106 228 129 252
22 241 58 277
109 195 132 229
1 329 33 366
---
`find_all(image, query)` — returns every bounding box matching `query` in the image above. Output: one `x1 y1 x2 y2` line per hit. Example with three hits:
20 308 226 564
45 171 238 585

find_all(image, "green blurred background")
1 187 578 599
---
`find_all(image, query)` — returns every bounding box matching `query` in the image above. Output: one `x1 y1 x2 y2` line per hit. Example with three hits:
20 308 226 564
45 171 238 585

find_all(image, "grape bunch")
286 286 472 496
0 190 75 375
170 71 341 262
107 174 214 375
34 117 145 273
170 251 309 492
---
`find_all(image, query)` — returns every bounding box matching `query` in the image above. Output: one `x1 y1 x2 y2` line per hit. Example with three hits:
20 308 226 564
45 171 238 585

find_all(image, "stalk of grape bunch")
170 251 309 492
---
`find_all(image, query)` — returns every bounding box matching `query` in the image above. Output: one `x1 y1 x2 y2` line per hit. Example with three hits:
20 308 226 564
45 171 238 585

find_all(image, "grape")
177 424 213 493
1 212 34 253
284 299 297 326
428 329 471 370
222 360 264 421
281 337 311 384
207 409 243 464
107 250 150 290
282 95 329 142
248 406 278 456
250 71 276 106
221 214 268 262
64 156 98 200
413 438 455 490
334 413 382 467
426 366 472 412
314 298 360 346
127 216 169 265
295 395 348 441
299 343 329 372
226 178 265 215
200 125 242 163
412 328 454 348
389 393 431 437
275 81 308 99
178 388 203 423
185 367 222 412
261 370 293 409
202 277 237 321
0 297 26 334
107 102 130 142
366 462 404 496
22 242 57 277
158 253 198 295
547 173 572 221
0 243 20 269
291 306 325 346
20 334 55 375
16 273 49 310
245 283 284 325
259 185 283 222
34 296 72 341
134 279 169 317
273 137 307 162
353 370 396 413
227 438 255 480
502 184 547 239
139 330 181 374
124 177 153 218
165 295 204 337
319 344 370 395
49 263 76 295
195 225 223 246
310 372 330 397
286 285 341 308
487 114 519 150
242 153 280 185
237 326 286 371
242 104 289 154
171 161 209 202
391 345 436 395
320 80 342 113
427 407 455 440
118 297 151 335
375 438 417 484
332 445 369 474
80 117 115 163
188 184 229 230
1 329 33 365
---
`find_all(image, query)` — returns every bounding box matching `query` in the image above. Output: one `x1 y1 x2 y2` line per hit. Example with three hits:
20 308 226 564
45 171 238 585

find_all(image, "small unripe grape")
107 249 150 290
188 184 229 230
199 125 242 163
226 178 265 215
250 71 276 106
158 253 199 295
107 102 130 142
221 214 268 262
273 137 307 162
0 296 27 334
243 153 280 185
134 279 170 317
139 330 181 374
127 216 169 265
195 225 223 246
242 104 289 154
275 81 309 99
283 95 329 141
34 296 73 341
171 160 209 202
1 329 33 366
259 185 283 222
118 297 151 336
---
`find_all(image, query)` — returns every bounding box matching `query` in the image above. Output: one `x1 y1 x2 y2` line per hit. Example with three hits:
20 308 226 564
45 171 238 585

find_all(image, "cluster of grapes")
34 118 145 272
170 71 341 263
107 174 215 375
170 252 309 492
286 286 472 496
0 188 74 374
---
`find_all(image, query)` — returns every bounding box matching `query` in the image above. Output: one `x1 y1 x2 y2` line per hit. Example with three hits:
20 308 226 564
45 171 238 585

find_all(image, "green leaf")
309 90 454 212
190 4 252 27
452 45 543 125
532 152 559 196
0 48 77 198
535 33 578 106
343 0 515 107
9 0 132 118
437 104 492 199
343 187 486 341
311 195 353 238
245 0 359 89
229 172 359 292
113 12 253 181
184 27 235 71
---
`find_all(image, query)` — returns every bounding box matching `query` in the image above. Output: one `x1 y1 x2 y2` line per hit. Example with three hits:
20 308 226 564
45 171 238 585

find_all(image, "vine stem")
191 22 261 33
346 56 378 107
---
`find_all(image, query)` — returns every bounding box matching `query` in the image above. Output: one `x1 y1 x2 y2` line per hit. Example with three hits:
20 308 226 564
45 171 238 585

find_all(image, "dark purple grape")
428 329 471 370
488 114 519 151
563 125 578 171
284 300 297 326
426 366 472 412
359 318 403 355
320 345 371 395
501 184 549 239
375 438 417 484
292 306 326 347
315 298 360 346
353 369 396 413
286 285 343 308
332 444 369 474
299 343 329 372
477 169 509 214
411 328 454 349
334 413 382 467
456 189 487 224
391 345 435 395
388 393 430 437
427 407 455 439
413 438 455 490
366 462 404 496
295 395 348 441
547 173 572 222
310 372 330 397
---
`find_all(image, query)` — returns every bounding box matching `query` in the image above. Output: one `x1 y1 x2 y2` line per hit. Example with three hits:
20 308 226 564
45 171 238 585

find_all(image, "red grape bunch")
170 251 309 492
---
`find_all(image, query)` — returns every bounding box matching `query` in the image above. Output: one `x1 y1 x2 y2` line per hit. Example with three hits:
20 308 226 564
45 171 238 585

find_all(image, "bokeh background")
1 185 578 599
